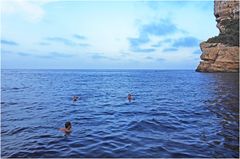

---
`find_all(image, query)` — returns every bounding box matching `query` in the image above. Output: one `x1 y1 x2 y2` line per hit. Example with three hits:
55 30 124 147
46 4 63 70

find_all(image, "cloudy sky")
1 0 218 69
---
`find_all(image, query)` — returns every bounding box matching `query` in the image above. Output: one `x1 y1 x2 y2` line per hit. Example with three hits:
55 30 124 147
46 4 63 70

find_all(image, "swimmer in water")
128 93 133 102
72 96 79 102
59 121 72 133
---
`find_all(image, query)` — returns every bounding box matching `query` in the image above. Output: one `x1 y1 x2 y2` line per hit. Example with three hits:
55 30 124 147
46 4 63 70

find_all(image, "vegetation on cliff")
207 19 239 46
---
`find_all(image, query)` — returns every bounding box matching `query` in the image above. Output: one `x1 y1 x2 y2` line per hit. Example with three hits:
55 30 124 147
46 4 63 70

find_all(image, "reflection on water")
1 70 239 158
202 73 239 157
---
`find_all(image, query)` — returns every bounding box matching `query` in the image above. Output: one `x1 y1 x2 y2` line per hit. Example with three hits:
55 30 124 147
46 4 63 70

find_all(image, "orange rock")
196 0 239 72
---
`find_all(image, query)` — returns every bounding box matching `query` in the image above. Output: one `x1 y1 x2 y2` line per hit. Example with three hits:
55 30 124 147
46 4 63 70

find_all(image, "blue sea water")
1 69 239 158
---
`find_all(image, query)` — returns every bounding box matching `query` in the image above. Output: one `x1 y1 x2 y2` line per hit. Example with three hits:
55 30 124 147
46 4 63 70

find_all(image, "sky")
1 0 218 69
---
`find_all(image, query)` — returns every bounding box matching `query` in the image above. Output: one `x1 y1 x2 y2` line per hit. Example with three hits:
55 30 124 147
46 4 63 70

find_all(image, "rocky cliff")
196 0 239 72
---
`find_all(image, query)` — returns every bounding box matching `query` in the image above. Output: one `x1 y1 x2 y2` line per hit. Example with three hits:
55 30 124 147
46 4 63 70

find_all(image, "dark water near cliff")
1 69 239 158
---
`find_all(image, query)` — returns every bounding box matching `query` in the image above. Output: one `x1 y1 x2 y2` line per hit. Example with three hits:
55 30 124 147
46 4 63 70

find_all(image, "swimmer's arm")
59 128 72 133
59 128 66 132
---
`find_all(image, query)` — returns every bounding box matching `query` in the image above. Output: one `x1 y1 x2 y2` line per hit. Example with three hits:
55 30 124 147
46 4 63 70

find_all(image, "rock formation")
196 0 239 72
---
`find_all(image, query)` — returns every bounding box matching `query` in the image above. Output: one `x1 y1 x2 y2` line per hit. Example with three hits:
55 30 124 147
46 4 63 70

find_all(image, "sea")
1 69 239 158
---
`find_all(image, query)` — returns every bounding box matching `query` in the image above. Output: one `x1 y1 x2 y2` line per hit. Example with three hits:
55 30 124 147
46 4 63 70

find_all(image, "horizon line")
1 68 195 70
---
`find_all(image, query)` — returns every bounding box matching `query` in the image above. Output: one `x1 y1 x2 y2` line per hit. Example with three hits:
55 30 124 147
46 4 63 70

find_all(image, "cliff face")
196 0 239 72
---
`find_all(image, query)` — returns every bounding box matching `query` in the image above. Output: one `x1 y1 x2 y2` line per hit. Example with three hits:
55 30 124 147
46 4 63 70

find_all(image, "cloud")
36 52 74 58
163 39 173 43
147 1 160 10
48 52 74 58
172 36 200 48
1 39 18 45
193 49 202 54
14 51 74 59
17 52 31 56
147 1 213 12
145 56 153 60
147 1 189 10
92 54 106 59
91 53 116 60
128 34 155 53
140 19 178 37
1 0 54 22
156 58 165 62
73 34 87 40
128 34 149 47
128 19 179 53
132 48 156 53
45 37 75 46
161 36 200 53
162 47 178 52
151 43 161 48
39 42 51 46
151 39 173 48
120 51 130 57
2 50 74 58
78 43 90 47
44 36 90 47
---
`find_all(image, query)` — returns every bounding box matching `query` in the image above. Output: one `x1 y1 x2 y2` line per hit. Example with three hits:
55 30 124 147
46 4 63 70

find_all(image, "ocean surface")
1 69 239 158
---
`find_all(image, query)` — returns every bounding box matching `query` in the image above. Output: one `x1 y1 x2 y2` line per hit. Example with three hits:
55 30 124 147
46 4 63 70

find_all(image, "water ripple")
1 70 239 158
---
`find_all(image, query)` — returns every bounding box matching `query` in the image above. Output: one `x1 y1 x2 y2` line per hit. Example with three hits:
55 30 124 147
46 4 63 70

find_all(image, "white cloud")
1 0 55 22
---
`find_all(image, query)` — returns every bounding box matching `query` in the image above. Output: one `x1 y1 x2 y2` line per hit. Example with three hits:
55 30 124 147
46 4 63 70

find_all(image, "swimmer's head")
65 121 71 129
